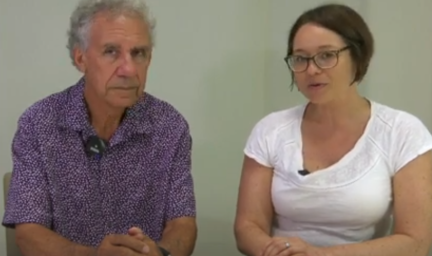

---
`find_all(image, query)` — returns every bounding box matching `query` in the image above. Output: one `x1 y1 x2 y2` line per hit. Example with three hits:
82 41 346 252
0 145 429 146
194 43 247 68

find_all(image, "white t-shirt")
244 101 432 246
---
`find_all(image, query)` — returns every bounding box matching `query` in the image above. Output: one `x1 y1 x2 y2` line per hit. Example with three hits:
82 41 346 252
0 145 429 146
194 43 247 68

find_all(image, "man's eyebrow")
103 43 119 48
101 43 151 53
131 45 151 52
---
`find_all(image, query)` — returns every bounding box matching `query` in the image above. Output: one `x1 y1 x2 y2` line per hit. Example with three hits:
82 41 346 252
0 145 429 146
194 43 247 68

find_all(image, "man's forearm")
15 224 96 256
323 234 428 256
158 219 197 256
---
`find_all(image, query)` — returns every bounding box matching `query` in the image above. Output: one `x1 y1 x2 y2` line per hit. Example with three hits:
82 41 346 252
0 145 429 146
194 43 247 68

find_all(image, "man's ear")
73 47 86 73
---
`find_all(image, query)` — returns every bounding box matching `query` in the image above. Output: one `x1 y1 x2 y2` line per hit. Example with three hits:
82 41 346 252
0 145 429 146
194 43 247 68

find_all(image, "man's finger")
128 227 146 240
127 228 151 253
109 234 147 253
128 227 144 235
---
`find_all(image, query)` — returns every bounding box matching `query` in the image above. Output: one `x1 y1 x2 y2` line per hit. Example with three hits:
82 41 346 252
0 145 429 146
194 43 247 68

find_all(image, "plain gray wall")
1 0 431 255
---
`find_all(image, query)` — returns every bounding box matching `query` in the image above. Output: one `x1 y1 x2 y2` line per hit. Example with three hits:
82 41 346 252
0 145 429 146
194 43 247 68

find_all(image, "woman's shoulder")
371 101 432 173
244 105 305 166
372 101 428 131
252 104 305 133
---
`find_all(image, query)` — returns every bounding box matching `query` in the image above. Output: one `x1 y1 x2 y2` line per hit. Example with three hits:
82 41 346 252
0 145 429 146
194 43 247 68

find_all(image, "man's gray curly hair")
66 0 156 67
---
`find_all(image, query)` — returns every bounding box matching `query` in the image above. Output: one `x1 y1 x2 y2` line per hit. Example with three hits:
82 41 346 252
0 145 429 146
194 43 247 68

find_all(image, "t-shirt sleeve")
2 110 52 228
243 114 276 167
391 112 432 174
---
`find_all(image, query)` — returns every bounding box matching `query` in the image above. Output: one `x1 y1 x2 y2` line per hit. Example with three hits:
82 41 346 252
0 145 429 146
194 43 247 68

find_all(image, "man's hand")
128 227 163 256
262 236 328 256
128 227 147 242
96 234 148 256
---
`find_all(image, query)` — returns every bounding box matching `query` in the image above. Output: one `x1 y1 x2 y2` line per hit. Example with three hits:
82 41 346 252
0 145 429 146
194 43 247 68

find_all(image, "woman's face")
290 23 356 104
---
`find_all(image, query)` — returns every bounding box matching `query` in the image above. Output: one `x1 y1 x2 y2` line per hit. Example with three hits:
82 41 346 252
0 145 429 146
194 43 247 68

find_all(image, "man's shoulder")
18 86 73 128
141 93 190 132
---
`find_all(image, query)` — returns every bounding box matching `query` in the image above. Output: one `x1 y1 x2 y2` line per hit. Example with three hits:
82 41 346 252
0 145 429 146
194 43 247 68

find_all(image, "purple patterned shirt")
2 78 196 247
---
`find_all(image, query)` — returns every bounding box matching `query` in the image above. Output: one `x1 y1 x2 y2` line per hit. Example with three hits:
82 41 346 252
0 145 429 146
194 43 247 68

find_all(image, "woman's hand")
261 236 328 256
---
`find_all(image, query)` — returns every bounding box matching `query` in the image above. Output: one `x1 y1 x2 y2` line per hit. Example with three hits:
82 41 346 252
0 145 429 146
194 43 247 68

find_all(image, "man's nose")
116 54 138 77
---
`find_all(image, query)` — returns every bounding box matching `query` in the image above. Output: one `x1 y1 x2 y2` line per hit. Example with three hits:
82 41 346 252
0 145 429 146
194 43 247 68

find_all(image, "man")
2 0 197 256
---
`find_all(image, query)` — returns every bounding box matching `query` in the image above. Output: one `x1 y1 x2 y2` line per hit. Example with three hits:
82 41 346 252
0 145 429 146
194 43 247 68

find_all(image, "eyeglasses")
284 46 350 73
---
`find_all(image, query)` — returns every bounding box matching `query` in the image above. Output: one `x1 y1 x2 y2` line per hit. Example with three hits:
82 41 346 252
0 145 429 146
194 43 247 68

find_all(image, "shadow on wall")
189 49 266 256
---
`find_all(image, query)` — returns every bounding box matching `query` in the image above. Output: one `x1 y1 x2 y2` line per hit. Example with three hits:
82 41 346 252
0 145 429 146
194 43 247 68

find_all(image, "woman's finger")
263 240 290 256
285 247 305 256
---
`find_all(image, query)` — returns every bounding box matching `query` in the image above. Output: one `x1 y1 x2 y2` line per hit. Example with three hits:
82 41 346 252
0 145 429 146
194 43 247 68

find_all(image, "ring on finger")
285 242 290 248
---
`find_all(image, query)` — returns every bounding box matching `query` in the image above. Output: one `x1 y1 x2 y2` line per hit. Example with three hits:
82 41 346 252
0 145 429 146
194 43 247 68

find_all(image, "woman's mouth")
308 83 326 87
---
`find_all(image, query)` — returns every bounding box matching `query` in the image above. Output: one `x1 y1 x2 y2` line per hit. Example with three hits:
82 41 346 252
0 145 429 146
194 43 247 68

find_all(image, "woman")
234 3 432 256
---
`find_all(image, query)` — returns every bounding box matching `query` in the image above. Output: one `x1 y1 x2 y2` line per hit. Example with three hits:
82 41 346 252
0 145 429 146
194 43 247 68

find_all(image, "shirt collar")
59 77 153 137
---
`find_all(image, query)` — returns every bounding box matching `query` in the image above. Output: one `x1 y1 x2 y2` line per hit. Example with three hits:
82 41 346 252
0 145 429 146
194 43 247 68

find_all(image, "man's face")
74 12 152 108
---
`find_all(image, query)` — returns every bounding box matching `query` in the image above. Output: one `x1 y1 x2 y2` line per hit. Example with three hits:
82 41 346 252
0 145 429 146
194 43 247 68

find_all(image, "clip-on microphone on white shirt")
298 169 310 176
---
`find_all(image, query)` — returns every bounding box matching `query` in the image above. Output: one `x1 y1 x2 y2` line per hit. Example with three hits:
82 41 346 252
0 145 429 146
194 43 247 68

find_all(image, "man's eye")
104 49 117 55
132 49 147 58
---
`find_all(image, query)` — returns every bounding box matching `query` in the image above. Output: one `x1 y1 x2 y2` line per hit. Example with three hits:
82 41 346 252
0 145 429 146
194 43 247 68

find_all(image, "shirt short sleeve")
244 113 277 167
391 111 432 174
165 123 196 221
2 110 52 228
